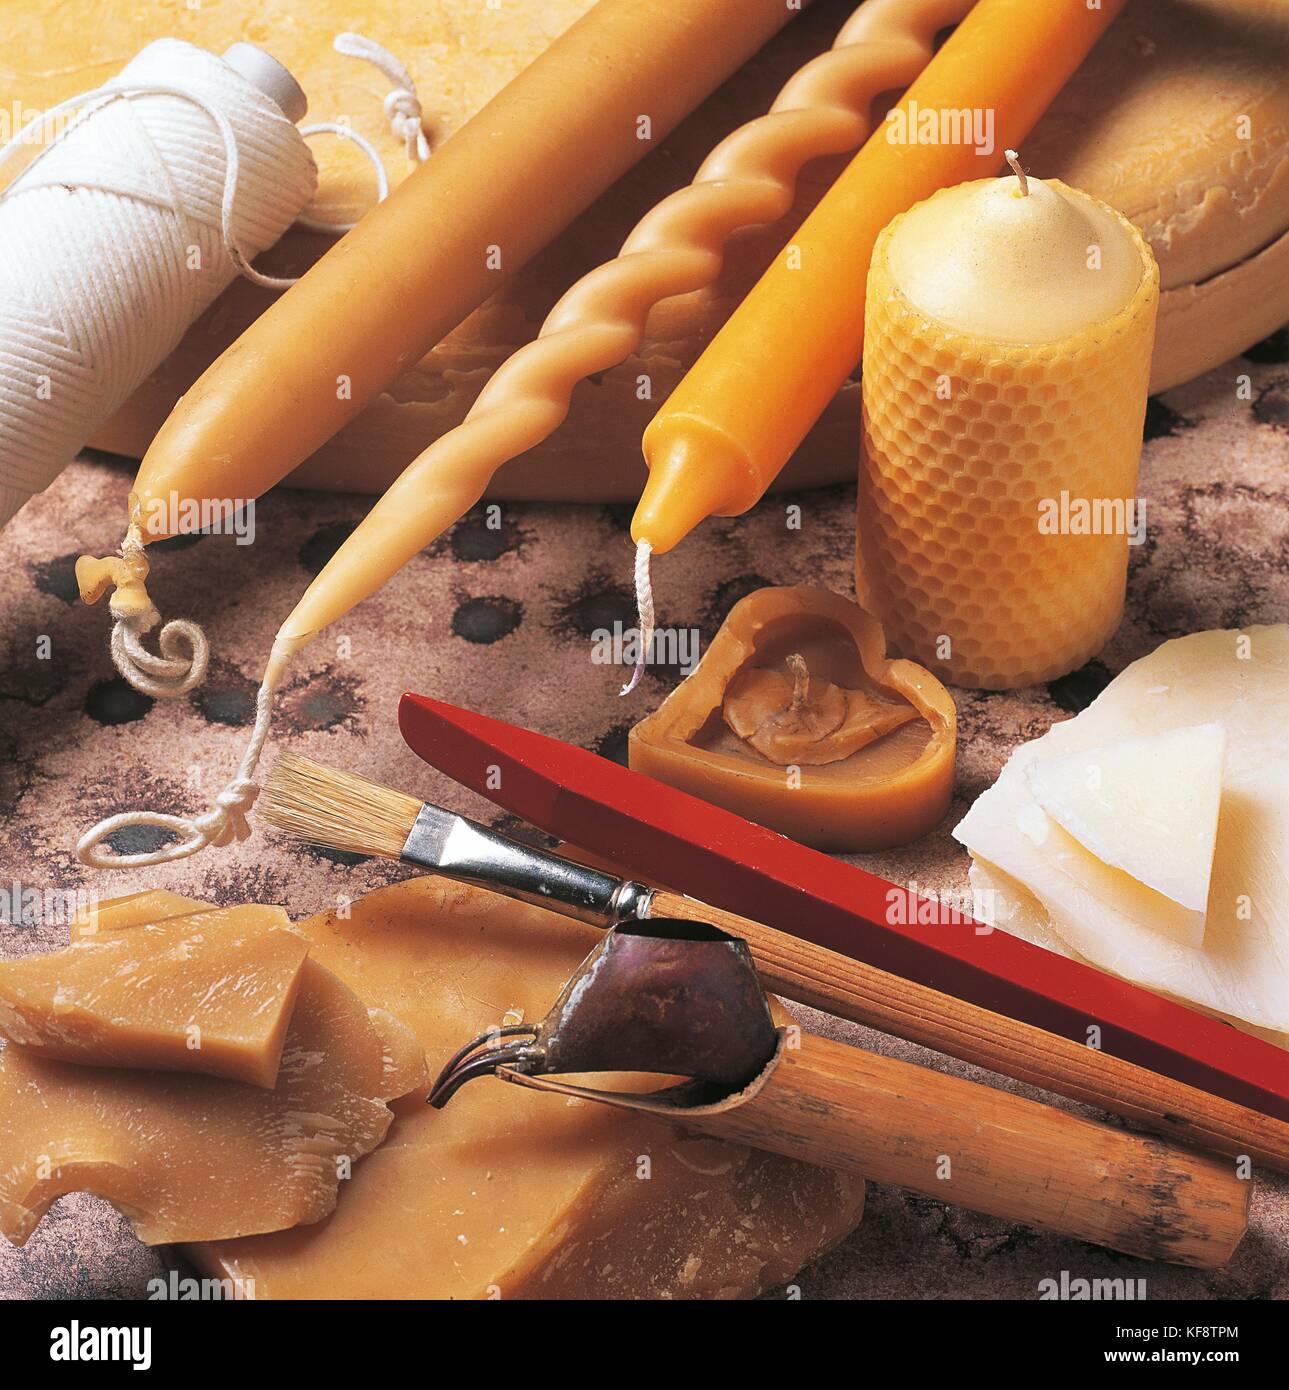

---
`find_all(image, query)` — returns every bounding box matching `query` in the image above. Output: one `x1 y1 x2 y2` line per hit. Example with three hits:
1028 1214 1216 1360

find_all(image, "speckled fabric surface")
1 331 1287 1300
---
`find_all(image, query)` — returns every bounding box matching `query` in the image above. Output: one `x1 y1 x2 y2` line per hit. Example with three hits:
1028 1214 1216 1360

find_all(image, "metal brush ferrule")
402 802 652 927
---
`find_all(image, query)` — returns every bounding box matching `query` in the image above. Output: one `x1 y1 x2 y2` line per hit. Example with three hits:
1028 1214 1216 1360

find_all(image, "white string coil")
0 39 319 530
0 33 435 531
110 606 210 699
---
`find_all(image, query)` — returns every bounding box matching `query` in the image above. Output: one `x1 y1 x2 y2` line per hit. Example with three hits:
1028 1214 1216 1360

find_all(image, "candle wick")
1004 148 1028 197
620 539 654 697
786 653 810 710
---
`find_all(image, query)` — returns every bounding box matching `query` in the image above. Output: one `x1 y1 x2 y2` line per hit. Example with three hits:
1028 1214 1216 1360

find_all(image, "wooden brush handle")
648 888 1289 1172
699 1032 1249 1268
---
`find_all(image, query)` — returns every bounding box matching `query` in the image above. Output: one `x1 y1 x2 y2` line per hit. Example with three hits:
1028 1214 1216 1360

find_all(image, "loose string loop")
296 33 432 234
334 32 432 162
77 677 277 868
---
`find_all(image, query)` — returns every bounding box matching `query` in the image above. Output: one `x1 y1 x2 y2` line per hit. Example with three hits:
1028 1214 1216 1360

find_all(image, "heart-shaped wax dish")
629 586 956 852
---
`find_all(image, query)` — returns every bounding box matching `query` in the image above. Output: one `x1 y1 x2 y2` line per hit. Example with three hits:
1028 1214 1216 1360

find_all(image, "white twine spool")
0 39 320 530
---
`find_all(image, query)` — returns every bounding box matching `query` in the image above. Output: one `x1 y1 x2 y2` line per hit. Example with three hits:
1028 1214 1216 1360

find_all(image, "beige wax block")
190 877 865 1300
0 955 428 1247
0 905 308 1087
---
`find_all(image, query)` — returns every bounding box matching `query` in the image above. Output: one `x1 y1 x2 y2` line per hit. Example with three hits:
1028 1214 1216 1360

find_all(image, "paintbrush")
262 753 653 925
260 751 1289 1171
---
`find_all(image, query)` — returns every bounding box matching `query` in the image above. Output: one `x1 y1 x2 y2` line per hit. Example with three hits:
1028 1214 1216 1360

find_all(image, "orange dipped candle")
632 0 1129 556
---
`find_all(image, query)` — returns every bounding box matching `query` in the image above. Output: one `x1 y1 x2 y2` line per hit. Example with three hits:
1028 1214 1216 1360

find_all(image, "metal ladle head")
427 920 778 1108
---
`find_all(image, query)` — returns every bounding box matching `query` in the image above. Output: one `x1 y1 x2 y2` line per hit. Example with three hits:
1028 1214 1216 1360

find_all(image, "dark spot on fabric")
703 574 774 631
601 503 634 534
30 552 81 603
85 678 154 725
294 688 353 730
593 723 631 767
299 521 358 576
192 662 259 727
0 731 25 807
1243 327 1289 364
104 823 177 856
554 582 635 640
1046 661 1112 714
449 510 526 562
489 812 560 851
451 595 523 644
1252 379 1289 431
0 652 67 707
1142 397 1195 441
277 671 365 734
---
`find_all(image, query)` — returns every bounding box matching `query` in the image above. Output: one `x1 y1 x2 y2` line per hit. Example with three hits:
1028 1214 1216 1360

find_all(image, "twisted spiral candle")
268 0 973 679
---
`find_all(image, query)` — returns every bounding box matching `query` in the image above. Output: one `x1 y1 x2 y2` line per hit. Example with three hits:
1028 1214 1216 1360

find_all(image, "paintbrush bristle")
260 753 422 860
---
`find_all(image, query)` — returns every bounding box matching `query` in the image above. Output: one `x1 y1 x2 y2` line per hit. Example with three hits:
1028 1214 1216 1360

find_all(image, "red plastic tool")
398 693 1289 1122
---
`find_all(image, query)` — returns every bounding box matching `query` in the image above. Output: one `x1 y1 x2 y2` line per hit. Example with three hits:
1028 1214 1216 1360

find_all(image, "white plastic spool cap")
222 42 308 124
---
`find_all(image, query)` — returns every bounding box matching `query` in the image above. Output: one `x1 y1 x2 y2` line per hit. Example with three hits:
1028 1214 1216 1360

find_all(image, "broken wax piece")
0 955 427 1247
630 586 955 852
190 876 865 1299
62 900 425 1106
1026 723 1225 947
0 905 308 1087
72 889 214 936
955 626 1289 1040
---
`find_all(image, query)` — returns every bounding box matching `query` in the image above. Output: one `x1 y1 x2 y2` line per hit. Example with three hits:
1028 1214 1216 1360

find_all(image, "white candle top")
886 166 1144 344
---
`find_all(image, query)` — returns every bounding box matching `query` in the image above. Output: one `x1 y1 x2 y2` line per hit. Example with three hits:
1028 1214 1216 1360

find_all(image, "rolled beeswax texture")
857 199 1159 690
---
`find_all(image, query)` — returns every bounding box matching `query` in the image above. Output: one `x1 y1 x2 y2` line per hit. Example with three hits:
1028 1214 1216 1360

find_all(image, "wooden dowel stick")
648 888 1289 1172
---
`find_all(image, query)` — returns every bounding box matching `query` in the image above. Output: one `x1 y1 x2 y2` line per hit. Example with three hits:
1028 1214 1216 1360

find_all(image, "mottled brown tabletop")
1 331 1287 1299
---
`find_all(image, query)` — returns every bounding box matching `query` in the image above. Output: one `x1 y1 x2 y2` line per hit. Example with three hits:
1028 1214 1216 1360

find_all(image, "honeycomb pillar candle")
857 153 1159 689
629 587 956 853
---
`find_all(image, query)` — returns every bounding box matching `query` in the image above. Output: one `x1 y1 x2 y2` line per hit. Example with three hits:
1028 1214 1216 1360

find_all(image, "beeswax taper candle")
630 0 1128 559
857 153 1158 688
127 0 801 539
